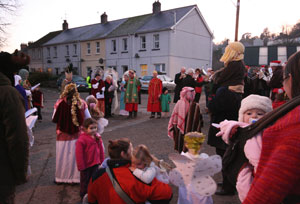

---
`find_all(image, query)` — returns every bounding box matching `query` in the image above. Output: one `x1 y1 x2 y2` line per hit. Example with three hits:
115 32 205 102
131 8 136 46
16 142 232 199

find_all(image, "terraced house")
25 1 213 78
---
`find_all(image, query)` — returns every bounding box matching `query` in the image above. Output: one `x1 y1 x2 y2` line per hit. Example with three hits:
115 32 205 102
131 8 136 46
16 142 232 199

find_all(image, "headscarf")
220 42 245 66
19 69 29 80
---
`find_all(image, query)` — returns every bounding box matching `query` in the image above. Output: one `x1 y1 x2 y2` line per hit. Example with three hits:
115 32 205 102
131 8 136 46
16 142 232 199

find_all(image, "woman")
194 68 204 103
104 75 114 118
52 83 90 184
243 51 300 204
119 72 129 116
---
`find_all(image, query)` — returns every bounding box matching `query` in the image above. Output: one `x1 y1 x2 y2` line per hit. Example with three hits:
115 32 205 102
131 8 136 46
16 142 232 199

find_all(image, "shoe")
217 182 223 187
157 115 161 119
150 115 155 119
215 189 235 196
53 180 63 185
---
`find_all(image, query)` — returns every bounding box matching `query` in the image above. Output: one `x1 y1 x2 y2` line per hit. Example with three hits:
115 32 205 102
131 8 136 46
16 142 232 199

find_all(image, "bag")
222 95 300 186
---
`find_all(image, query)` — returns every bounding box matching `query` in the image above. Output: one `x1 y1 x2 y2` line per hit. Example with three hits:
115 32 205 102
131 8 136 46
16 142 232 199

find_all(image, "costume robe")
147 77 162 113
91 78 105 114
125 77 140 112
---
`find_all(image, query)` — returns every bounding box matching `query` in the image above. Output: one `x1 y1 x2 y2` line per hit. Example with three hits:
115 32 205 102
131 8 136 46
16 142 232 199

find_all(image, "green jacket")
125 77 141 104
0 72 29 189
86 76 91 88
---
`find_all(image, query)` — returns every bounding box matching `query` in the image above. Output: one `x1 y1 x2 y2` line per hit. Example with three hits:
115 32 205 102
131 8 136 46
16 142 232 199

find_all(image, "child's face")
86 123 98 135
164 89 168 94
243 108 266 124
132 157 146 169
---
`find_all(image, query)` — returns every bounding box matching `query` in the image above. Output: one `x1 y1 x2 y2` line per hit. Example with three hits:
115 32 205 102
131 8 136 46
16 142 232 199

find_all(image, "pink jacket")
75 132 105 171
216 120 262 202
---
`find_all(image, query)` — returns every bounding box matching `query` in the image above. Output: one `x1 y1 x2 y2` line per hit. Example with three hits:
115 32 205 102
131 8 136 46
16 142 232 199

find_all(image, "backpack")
222 95 300 187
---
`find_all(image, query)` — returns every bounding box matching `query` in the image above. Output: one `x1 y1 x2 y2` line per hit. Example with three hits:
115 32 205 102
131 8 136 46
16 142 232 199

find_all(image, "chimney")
152 1 161 14
101 12 108 24
20 43 28 51
62 20 68 30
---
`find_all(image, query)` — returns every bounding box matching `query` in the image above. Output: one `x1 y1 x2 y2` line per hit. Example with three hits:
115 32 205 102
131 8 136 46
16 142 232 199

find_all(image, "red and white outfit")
91 78 105 115
52 98 90 183
147 77 162 113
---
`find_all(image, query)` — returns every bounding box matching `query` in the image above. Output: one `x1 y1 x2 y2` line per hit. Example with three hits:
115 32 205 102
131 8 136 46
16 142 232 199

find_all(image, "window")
96 42 100 54
87 43 91 54
122 65 128 73
140 36 146 50
47 47 50 58
32 49 36 60
111 40 116 52
109 66 117 71
278 46 287 63
122 38 128 51
54 46 57 58
38 49 41 59
154 64 166 73
73 44 77 55
153 34 160 49
259 47 268 65
66 45 69 56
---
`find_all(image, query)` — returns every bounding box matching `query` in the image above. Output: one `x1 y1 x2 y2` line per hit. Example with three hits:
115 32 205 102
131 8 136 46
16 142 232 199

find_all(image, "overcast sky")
1 0 300 52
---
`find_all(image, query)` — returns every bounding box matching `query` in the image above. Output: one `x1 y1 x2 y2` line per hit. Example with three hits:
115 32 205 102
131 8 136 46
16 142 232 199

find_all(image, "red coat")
88 160 172 204
32 89 44 107
147 77 162 112
243 106 300 204
195 76 204 93
91 78 105 100
75 132 105 171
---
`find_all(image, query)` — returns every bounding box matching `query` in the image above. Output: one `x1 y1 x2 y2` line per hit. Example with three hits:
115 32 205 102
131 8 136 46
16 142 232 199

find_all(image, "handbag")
106 167 136 204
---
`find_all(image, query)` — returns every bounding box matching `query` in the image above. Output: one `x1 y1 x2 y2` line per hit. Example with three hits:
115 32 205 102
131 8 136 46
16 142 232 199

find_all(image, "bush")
28 72 58 88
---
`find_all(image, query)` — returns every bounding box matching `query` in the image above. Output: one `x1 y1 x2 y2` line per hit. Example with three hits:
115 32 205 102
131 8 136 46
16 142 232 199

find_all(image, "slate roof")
28 30 62 48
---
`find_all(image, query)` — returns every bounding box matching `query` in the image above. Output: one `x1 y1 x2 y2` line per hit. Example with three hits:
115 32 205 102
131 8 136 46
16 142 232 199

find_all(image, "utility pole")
235 0 240 41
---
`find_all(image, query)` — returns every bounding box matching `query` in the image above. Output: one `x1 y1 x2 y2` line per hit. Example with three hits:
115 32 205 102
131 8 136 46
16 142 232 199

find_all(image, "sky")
1 0 300 52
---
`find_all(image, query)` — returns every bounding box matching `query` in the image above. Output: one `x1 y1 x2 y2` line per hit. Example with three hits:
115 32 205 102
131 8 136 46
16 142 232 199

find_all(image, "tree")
0 0 19 47
260 27 270 46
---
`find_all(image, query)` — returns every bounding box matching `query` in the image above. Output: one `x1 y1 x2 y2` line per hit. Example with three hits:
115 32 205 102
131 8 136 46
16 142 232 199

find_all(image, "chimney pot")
152 1 161 14
63 20 68 30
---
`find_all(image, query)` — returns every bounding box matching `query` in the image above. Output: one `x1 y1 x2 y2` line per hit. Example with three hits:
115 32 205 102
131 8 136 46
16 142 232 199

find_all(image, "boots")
157 112 161 119
150 112 155 119
133 111 137 118
127 111 133 119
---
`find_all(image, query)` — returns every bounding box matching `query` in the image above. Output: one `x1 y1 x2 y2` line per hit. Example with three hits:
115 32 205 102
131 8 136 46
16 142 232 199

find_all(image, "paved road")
15 88 241 204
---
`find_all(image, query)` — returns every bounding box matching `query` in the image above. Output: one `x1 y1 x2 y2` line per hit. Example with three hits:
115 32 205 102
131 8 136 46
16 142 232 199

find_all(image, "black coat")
207 86 242 150
182 75 206 89
173 72 184 103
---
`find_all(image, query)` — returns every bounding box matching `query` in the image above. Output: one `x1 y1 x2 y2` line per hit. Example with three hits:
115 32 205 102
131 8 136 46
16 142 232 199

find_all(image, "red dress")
147 77 162 112
91 78 105 114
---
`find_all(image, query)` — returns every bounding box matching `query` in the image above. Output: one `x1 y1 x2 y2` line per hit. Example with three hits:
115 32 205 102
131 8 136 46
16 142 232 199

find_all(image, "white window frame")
96 42 100 54
66 45 69 56
54 46 57 58
140 36 146 50
259 47 268 65
278 46 287 63
47 47 50 58
154 63 165 72
87 43 91 55
122 38 128 51
111 40 116 52
153 34 160 49
73 44 77 55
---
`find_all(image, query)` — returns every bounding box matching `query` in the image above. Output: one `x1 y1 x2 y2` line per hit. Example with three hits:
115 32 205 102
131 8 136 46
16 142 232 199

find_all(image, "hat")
238 94 273 122
220 42 245 66
184 132 205 155
153 70 158 74
270 60 281 67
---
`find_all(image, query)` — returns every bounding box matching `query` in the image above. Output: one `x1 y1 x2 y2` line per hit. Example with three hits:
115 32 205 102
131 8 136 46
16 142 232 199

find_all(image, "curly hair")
60 83 82 126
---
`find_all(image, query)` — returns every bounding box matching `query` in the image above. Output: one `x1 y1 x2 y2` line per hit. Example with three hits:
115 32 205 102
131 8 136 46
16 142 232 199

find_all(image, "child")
216 94 273 202
169 132 221 204
32 86 44 121
130 144 170 185
86 95 108 135
75 118 105 199
160 87 171 117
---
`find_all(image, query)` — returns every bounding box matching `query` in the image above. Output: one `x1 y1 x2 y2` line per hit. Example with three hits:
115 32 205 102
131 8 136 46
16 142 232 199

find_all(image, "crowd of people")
2 40 300 204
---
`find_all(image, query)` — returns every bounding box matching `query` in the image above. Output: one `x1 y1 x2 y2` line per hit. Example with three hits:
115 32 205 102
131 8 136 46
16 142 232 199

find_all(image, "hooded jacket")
0 72 29 189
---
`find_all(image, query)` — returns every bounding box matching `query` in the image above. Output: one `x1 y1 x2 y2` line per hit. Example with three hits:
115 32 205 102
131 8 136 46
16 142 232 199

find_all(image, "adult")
182 68 207 91
104 75 114 118
14 74 29 111
268 61 284 100
124 70 141 118
86 70 92 95
208 41 245 195
52 83 90 184
173 67 186 103
119 72 129 116
88 138 173 203
204 68 214 108
61 64 73 93
243 51 300 204
147 71 162 119
194 68 204 103
91 73 105 115
19 68 32 110
0 50 30 204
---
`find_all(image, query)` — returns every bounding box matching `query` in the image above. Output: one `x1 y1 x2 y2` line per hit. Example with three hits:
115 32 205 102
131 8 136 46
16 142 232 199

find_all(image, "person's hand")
129 166 136 171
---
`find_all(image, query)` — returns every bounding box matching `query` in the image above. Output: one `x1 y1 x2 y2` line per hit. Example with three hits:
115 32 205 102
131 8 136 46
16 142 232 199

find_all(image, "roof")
28 30 62 48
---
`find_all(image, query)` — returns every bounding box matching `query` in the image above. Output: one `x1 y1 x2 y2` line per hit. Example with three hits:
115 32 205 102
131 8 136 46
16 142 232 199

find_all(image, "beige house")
80 39 106 77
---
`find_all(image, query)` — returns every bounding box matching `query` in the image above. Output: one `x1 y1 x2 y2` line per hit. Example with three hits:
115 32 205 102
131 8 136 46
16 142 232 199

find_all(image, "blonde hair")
220 42 245 66
60 83 82 127
133 145 156 167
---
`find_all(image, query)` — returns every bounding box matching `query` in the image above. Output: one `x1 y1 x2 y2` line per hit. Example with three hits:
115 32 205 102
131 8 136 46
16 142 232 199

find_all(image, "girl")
160 87 171 117
216 94 273 201
119 72 129 116
129 145 170 185
86 95 108 135
76 118 105 199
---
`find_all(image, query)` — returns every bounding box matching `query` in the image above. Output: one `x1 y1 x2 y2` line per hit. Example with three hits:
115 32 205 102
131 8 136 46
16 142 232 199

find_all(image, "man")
173 67 186 103
0 50 29 204
61 64 73 93
125 70 141 118
86 70 92 95
88 138 172 204
91 73 105 114
181 68 207 89
147 71 162 118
